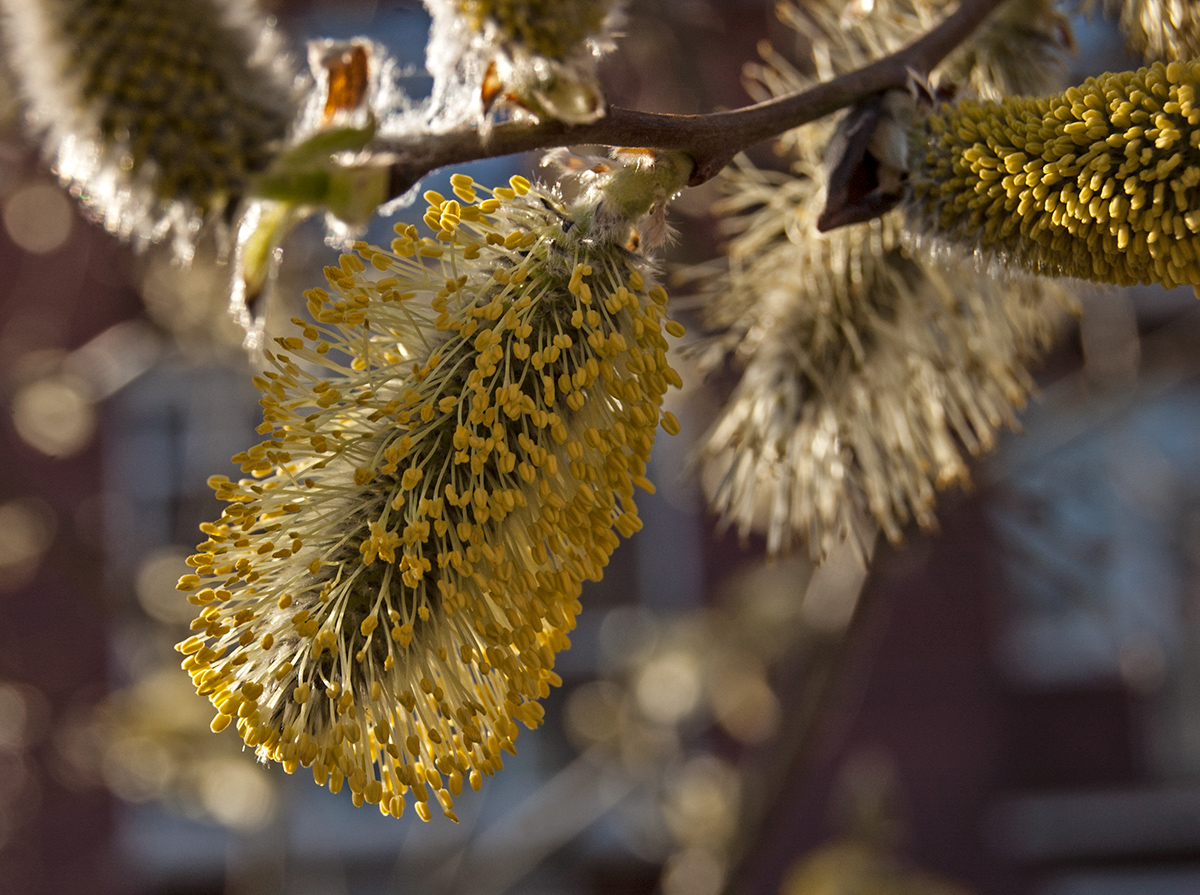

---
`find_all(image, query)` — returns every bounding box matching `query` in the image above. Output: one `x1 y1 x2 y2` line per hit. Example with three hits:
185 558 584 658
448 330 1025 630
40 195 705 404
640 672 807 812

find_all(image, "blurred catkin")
424 0 623 125
0 0 298 250
1094 0 1200 62
692 0 1073 558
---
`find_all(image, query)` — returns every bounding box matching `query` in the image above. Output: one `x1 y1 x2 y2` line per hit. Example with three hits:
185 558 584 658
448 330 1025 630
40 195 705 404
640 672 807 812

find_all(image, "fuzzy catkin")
424 0 622 126
1097 0 1200 63
178 174 683 822
0 0 296 244
909 60 1200 291
454 0 614 59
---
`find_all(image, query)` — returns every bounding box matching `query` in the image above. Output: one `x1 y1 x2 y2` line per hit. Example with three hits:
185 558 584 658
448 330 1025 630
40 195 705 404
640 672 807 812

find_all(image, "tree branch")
376 0 1007 199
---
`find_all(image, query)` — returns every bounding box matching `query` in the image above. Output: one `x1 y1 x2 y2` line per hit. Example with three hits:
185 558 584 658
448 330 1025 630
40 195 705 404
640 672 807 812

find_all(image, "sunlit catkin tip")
425 0 623 124
908 60 1200 292
0 0 298 250
453 0 618 59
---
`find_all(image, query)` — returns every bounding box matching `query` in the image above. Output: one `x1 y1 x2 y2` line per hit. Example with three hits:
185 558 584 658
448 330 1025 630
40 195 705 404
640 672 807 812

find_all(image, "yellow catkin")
176 176 682 822
909 60 1200 293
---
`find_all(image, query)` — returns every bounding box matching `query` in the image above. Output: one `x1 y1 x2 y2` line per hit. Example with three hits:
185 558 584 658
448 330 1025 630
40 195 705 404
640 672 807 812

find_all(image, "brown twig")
375 0 1007 199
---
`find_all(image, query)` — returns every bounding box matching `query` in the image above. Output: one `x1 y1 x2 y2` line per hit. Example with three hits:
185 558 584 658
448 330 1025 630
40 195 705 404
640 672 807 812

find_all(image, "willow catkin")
1096 0 1200 63
0 0 297 246
424 0 623 125
909 60 1200 292
177 173 684 821
453 0 616 59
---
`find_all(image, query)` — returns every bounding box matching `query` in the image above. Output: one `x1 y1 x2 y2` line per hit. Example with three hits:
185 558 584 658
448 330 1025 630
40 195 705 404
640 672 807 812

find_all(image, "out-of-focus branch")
721 536 888 895
375 0 1007 199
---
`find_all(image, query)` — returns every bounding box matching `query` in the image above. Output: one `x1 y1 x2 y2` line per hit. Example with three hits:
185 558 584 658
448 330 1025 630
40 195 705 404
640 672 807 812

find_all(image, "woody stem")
374 0 1007 199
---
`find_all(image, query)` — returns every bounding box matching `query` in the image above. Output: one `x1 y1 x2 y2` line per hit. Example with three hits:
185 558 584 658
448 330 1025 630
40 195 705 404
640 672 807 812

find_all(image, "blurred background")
0 1 1199 894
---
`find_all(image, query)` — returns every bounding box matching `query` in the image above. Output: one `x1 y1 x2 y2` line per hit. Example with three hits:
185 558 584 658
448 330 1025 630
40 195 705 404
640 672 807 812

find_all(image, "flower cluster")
177 174 683 821
424 0 623 125
691 0 1072 558
0 0 297 252
909 60 1200 293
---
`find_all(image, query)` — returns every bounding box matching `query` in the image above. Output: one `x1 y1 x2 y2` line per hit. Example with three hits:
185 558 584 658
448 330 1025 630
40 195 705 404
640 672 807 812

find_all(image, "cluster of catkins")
2 0 1199 823
693 0 1200 560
